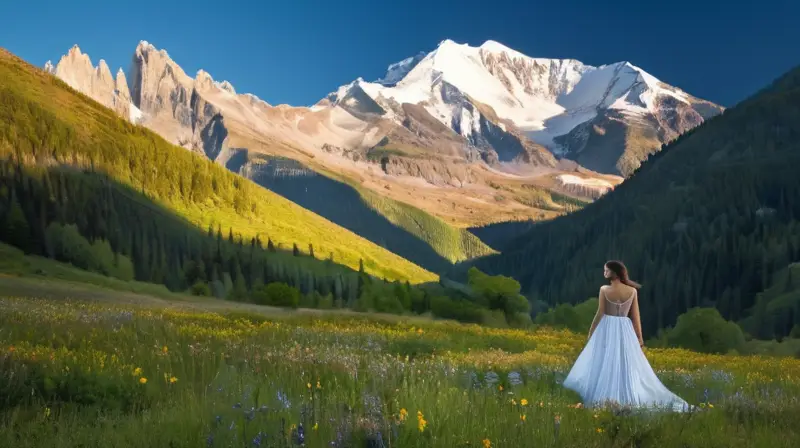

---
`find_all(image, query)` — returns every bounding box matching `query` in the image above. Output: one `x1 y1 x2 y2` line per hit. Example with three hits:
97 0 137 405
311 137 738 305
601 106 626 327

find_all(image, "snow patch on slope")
557 174 613 189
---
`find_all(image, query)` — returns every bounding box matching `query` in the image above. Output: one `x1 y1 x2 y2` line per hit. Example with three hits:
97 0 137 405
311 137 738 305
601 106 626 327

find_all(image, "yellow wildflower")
417 411 427 432
498 385 504 391
169 376 178 384
596 428 604 434
307 382 312 390
520 399 528 406
520 413 526 422
139 377 147 384
399 408 408 422
132 367 143 376
316 381 322 389
483 438 492 448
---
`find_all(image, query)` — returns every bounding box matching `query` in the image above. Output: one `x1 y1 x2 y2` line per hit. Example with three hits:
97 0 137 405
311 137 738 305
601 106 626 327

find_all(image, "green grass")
0 48 434 284
0 242 176 299
0 281 799 447
271 154 497 263
366 144 430 161
357 187 496 263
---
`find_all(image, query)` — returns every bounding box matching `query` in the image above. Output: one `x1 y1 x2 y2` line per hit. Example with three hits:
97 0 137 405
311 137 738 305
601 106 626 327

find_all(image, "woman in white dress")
563 260 690 412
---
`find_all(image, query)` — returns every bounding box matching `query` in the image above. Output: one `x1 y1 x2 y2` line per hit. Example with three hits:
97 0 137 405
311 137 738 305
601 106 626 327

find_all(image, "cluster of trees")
470 65 800 339
740 263 800 341
0 51 539 327
0 53 432 283
534 297 749 354
0 160 529 326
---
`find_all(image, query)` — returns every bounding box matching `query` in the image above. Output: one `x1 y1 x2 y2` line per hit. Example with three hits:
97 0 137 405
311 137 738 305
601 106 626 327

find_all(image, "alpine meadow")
0 13 799 447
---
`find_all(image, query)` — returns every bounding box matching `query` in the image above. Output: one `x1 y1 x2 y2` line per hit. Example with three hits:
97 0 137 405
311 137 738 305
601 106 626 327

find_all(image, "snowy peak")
326 39 722 175
376 51 426 86
478 39 530 61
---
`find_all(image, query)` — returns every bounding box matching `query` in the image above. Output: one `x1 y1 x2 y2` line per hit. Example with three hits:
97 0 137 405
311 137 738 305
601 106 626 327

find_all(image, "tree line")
0 159 532 327
468 65 800 340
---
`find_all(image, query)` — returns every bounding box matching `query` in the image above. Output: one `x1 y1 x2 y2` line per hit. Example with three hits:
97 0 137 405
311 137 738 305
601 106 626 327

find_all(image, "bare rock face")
115 69 131 104
130 41 195 126
45 39 627 214
379 155 479 187
50 45 134 120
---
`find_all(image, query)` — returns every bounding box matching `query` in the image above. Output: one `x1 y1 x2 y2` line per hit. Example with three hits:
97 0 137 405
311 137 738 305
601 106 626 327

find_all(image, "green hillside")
469 64 800 338
0 48 435 284
356 186 496 261
741 262 800 340
243 155 495 273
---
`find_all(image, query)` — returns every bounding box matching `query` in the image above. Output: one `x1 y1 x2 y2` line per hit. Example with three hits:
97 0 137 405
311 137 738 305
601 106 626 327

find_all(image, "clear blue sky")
1 0 797 107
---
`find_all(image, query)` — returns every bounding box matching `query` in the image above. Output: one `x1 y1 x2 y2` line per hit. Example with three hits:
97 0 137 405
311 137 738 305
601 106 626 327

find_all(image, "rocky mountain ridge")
327 39 724 176
44 39 699 227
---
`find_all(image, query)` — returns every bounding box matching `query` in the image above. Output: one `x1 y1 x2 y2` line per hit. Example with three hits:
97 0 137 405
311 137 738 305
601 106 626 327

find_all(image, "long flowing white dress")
563 290 690 412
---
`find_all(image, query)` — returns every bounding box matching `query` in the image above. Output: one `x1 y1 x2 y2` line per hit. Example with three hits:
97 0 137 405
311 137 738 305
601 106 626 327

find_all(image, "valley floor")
1 277 799 447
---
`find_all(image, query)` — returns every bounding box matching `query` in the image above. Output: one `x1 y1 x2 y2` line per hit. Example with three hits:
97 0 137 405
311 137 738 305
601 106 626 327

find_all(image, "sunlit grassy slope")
357 186 497 261
244 156 496 273
0 48 435 283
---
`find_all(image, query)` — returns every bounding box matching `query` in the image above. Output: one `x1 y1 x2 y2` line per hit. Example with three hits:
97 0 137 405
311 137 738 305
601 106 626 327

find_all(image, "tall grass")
1 295 798 447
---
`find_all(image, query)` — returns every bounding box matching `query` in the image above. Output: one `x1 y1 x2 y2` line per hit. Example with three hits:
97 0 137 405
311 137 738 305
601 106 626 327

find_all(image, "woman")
563 260 689 412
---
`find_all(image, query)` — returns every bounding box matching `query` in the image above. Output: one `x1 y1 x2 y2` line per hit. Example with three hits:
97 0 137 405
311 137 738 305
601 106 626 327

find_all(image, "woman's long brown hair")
605 260 642 289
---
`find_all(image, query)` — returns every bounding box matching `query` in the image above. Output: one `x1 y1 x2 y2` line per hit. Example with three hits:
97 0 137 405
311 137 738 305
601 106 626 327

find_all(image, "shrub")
666 307 745 354
534 298 598 333
252 282 300 308
89 239 116 276
114 253 135 281
190 281 212 297
317 293 334 309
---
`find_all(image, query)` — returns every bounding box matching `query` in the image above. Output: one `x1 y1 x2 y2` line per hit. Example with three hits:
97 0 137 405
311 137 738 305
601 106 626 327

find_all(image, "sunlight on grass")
1 296 798 447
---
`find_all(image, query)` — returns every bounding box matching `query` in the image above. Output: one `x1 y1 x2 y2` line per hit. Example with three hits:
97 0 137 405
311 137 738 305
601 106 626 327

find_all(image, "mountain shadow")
0 47 433 283
237 156 457 274
0 160 369 303
468 220 538 252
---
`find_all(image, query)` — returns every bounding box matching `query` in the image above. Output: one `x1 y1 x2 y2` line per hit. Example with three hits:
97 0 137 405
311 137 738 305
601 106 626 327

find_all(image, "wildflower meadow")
1 295 799 447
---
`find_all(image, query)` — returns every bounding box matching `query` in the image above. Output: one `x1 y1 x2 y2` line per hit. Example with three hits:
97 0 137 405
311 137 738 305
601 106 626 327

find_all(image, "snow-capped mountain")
48 39 718 227
325 39 722 176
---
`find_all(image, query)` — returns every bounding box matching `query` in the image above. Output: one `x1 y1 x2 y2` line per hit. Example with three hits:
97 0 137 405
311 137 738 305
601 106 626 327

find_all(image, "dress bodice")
604 290 635 317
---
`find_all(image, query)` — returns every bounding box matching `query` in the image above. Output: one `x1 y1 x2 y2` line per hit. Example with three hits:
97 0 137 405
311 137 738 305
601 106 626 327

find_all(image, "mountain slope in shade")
329 39 723 176
468 64 800 338
45 40 613 234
